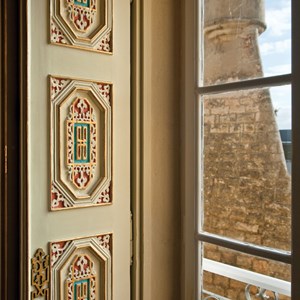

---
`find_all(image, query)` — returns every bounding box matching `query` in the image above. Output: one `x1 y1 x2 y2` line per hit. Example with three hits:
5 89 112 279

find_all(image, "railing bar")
197 74 292 95
202 289 231 300
197 232 292 264
203 258 291 296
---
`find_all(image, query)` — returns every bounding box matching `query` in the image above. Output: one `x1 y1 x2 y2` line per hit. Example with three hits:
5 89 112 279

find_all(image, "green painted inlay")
74 0 90 7
74 123 90 164
74 279 90 300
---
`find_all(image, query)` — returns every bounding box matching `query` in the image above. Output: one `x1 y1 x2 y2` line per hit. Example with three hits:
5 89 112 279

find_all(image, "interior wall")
141 0 182 299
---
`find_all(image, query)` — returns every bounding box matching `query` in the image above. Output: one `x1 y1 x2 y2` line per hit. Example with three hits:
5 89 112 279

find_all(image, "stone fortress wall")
202 1 291 299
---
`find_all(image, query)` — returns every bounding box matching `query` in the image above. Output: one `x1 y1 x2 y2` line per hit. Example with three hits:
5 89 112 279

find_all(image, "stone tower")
202 0 291 298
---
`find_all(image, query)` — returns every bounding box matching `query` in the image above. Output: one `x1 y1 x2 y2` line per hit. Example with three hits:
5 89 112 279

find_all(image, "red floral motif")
97 83 111 103
50 77 70 100
97 234 112 252
51 184 70 209
50 241 71 266
66 0 96 32
96 31 112 53
50 21 68 45
96 186 111 204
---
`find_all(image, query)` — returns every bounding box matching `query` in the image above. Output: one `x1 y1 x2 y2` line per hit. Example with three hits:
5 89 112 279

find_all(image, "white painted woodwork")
27 0 130 298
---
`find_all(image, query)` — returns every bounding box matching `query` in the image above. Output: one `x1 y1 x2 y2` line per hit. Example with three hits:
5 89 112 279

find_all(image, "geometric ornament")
50 234 112 300
50 76 112 210
50 0 113 53
67 98 97 189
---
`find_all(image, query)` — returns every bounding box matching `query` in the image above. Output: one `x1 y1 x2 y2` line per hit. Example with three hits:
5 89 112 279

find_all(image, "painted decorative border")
50 0 113 53
50 233 112 300
50 76 112 210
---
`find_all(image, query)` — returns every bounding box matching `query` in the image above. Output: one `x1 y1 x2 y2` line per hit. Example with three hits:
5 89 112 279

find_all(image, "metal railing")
202 258 291 299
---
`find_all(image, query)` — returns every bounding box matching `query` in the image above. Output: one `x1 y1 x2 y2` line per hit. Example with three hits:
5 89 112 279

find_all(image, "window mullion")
197 73 292 95
197 232 292 264
292 0 300 297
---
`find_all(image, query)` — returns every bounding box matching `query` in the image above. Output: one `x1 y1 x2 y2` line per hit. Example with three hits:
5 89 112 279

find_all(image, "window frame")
291 0 300 297
181 0 300 298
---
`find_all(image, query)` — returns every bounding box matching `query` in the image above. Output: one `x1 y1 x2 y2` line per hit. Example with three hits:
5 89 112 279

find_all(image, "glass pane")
200 243 291 300
200 86 291 251
201 0 291 86
259 1 291 77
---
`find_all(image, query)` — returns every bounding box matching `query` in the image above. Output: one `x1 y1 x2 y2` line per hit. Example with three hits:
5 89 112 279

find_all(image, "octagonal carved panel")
50 234 112 300
50 76 112 210
50 0 113 53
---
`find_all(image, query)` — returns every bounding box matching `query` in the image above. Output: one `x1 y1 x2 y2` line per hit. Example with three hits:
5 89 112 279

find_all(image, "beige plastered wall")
134 0 183 299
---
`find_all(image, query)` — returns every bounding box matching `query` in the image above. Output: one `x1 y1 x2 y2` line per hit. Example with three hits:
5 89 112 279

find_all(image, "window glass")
201 86 292 251
258 1 291 77
201 0 291 86
197 0 294 298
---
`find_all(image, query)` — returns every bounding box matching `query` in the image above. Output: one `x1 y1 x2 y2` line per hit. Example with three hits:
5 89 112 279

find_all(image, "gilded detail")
31 249 50 300
74 124 90 163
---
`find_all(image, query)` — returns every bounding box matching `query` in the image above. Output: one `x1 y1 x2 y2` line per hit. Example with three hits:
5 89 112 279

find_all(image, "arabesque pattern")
67 98 97 189
50 0 113 53
66 255 96 300
50 76 112 210
31 249 50 300
50 234 112 300
66 0 97 32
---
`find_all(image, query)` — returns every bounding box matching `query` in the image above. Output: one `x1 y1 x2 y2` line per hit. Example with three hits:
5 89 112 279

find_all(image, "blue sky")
258 0 291 129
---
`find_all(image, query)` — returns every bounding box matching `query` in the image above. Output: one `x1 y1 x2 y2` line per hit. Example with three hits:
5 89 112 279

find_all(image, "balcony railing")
202 258 291 299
